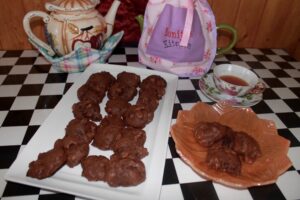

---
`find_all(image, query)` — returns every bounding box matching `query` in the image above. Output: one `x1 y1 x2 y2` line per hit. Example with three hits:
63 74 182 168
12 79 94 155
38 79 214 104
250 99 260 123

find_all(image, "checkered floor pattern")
0 47 300 200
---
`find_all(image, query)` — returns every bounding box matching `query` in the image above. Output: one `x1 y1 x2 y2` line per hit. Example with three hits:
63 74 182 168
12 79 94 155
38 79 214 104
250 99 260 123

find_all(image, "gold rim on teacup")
213 64 265 97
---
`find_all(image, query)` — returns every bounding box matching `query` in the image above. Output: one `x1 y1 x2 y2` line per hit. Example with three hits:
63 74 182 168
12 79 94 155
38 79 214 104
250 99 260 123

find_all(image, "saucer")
199 73 263 107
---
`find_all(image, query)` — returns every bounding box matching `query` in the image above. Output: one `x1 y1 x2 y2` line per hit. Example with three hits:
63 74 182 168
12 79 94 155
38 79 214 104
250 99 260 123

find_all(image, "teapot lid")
45 0 100 12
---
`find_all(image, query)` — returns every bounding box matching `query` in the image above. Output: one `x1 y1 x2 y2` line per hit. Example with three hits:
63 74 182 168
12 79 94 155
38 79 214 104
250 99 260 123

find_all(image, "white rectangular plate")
5 63 178 200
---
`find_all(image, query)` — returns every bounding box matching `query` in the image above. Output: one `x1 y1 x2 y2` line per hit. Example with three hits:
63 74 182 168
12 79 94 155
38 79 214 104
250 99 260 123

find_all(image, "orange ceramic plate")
170 101 292 188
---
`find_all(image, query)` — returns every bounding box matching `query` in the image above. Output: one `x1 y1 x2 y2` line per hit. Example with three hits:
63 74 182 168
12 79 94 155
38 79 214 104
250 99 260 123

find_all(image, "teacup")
213 64 265 96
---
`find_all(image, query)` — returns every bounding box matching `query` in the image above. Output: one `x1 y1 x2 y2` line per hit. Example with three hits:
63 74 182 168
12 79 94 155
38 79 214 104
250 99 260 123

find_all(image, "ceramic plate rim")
5 63 179 200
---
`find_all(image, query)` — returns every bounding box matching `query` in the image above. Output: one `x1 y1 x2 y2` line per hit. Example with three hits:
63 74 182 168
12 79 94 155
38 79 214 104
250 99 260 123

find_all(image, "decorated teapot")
23 0 120 56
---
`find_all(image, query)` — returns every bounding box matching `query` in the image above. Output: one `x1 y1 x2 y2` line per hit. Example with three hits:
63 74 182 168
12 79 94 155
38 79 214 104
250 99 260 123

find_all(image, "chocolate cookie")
112 127 146 153
141 75 167 89
106 158 146 187
140 75 167 99
65 142 89 168
81 155 109 181
65 118 97 144
55 134 89 168
116 71 141 87
60 134 86 150
107 81 137 102
27 147 66 179
93 125 123 150
232 132 262 164
100 115 125 128
124 105 154 128
105 99 131 117
110 146 148 160
136 94 159 112
194 122 228 147
72 100 102 121
206 147 241 176
86 71 115 92
77 84 105 104
122 127 147 146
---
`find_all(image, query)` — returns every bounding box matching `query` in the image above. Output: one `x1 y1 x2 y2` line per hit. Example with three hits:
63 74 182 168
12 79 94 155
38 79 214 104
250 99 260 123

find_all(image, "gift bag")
138 0 217 77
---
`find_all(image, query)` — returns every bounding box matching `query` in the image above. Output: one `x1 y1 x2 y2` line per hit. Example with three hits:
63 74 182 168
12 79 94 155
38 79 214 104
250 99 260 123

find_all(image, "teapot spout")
105 0 121 39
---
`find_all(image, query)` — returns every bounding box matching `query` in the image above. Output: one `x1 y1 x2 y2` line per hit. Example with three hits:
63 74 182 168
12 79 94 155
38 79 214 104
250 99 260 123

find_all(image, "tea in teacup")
213 64 265 96
219 75 249 86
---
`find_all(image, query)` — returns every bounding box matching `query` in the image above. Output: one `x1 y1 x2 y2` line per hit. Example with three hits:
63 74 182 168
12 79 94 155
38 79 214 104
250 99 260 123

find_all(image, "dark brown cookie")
122 127 147 146
86 71 115 92
55 134 90 168
65 142 89 168
124 105 154 128
140 75 167 99
72 100 102 121
81 155 109 181
77 84 105 104
105 99 131 117
106 157 146 187
99 115 125 128
53 138 64 149
107 81 137 102
116 71 141 87
194 122 228 147
232 132 262 164
112 127 146 153
65 118 97 144
138 88 159 99
141 75 167 88
206 148 241 176
27 147 66 179
110 146 148 160
136 93 159 112
61 134 86 150
93 125 123 150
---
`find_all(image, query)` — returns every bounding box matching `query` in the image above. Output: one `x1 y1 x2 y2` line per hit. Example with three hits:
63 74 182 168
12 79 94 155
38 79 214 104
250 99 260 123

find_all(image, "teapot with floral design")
23 0 120 56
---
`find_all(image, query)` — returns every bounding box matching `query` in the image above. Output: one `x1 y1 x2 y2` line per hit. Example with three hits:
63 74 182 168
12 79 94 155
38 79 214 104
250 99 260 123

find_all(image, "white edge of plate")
5 63 179 200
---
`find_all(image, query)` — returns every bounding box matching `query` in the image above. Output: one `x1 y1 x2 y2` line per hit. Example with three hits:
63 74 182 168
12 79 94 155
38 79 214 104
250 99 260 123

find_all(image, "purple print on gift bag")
146 4 205 63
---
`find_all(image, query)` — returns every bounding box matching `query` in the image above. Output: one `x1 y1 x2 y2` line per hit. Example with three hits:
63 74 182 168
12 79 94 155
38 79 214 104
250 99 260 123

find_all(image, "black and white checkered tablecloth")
0 47 299 200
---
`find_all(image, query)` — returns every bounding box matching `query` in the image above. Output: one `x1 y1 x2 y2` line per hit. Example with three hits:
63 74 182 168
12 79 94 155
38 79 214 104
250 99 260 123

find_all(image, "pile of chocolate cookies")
26 71 167 187
194 122 262 176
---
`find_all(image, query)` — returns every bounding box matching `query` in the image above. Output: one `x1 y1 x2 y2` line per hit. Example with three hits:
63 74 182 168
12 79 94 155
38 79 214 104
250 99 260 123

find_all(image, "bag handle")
180 0 194 47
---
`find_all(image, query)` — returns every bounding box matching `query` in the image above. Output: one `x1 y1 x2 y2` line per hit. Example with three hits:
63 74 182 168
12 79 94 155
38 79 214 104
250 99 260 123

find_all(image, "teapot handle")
23 11 56 56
